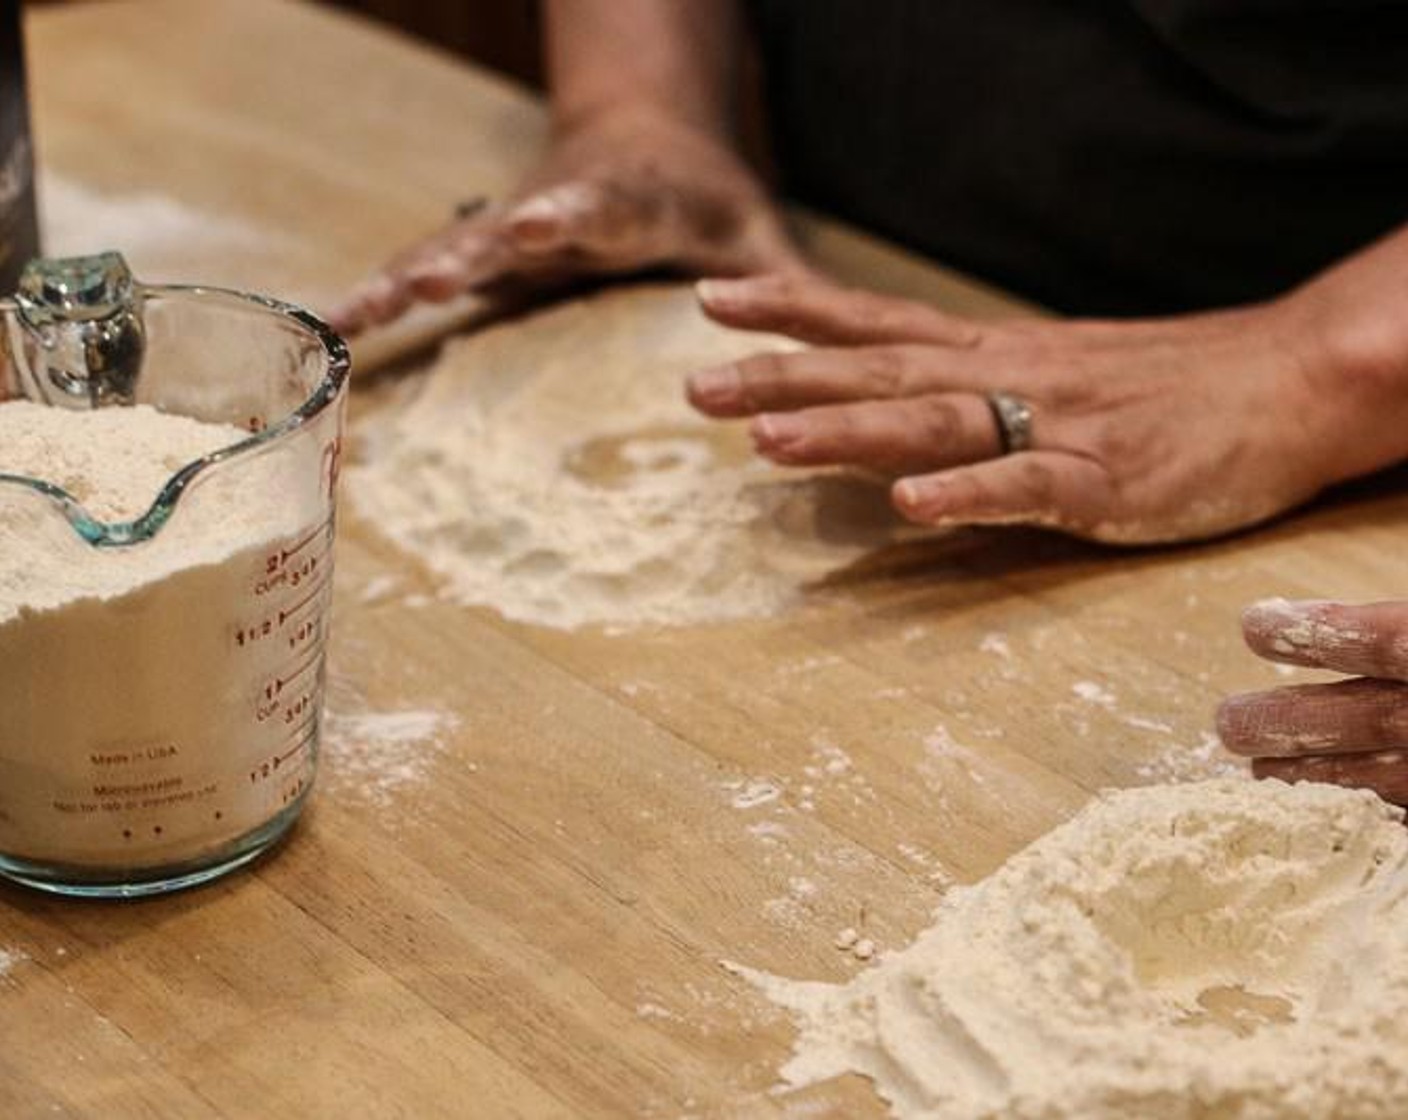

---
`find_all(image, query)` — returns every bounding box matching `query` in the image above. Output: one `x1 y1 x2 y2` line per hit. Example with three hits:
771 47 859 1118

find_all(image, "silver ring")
985 391 1034 455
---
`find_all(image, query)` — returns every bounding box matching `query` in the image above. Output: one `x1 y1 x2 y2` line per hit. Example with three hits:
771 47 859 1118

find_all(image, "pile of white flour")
348 286 904 630
0 401 318 868
740 779 1408 1119
0 402 277 617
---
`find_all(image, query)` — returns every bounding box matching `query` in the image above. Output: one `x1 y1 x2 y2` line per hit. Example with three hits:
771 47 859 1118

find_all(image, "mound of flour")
740 779 1408 1119
347 285 905 630
0 401 273 621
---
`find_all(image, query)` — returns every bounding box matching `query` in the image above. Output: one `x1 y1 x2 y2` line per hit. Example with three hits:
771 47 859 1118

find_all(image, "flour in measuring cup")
0 401 322 869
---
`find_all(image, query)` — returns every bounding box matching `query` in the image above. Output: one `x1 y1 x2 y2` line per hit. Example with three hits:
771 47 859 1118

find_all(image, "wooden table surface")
5 2 1407 1117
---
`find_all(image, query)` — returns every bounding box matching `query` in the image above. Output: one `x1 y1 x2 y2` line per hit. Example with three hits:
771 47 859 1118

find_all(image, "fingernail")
405 252 466 283
696 279 731 304
338 278 394 326
686 365 741 406
508 195 559 221
507 198 564 246
751 413 801 450
1243 597 1326 643
359 275 397 310
894 476 944 512
1245 597 1311 621
1213 696 1255 752
324 299 363 334
696 278 755 307
1243 597 1359 663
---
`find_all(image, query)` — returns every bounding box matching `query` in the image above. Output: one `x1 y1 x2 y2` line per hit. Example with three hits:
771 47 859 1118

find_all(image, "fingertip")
749 413 780 452
1242 596 1295 628
506 196 568 250
684 365 742 414
324 300 365 337
508 215 564 251
891 475 950 523
1213 695 1253 752
405 268 470 302
404 251 466 281
329 276 396 335
891 477 922 513
400 249 469 295
351 275 399 319
696 274 778 313
1242 597 1331 628
749 412 787 446
695 278 735 306
749 413 805 463
1251 756 1293 782
1240 597 1343 664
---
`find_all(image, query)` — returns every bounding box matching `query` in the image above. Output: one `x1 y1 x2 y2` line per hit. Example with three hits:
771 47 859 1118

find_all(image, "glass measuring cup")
0 253 349 897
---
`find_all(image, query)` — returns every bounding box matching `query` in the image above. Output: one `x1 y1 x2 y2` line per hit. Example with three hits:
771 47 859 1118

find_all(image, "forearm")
1286 221 1408 482
544 0 741 138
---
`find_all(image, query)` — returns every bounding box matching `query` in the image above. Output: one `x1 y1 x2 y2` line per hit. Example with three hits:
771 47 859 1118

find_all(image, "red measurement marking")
278 648 322 692
277 715 318 765
281 775 309 807
285 617 320 654
282 691 314 725
234 618 276 648
242 570 335 651
277 735 313 768
278 572 332 625
260 649 322 704
249 714 317 784
281 519 331 564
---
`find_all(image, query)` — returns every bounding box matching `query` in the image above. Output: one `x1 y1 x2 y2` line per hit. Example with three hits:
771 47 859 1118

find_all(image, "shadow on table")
0 814 310 951
816 461 1408 621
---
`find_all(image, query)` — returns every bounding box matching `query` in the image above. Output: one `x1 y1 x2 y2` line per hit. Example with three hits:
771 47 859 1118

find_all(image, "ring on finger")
985 390 1034 455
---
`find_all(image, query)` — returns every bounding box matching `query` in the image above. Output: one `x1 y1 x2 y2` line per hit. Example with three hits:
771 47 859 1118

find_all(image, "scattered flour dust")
733 779 1408 1120
1136 730 1246 784
40 173 274 271
0 947 25 977
37 173 332 313
728 779 783 811
320 707 460 807
347 285 907 630
1071 679 1117 708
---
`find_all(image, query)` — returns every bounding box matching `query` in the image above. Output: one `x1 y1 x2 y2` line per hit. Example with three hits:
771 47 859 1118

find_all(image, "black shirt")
747 1 1408 315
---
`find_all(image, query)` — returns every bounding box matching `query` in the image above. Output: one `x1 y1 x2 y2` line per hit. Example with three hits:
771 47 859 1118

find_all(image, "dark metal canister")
0 2 38 293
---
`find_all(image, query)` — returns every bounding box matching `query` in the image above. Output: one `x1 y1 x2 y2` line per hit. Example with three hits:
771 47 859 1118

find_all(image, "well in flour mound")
347 285 906 630
736 779 1408 1120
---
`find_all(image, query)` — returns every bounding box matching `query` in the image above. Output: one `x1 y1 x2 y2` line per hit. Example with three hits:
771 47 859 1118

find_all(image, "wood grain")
3 2 1405 1117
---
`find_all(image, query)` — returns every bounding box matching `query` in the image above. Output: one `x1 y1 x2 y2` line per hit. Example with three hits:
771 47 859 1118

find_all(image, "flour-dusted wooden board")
4 2 1407 1118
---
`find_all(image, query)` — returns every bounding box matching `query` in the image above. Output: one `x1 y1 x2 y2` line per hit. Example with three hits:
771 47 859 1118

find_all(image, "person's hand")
684 271 1408 544
1217 599 1408 805
330 106 801 336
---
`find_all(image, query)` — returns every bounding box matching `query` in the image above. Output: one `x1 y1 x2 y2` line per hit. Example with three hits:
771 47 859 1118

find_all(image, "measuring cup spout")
14 251 146 407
